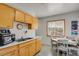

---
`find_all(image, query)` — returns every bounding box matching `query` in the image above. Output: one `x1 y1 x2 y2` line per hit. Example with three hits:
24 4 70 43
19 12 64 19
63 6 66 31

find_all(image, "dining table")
51 37 78 46
51 37 79 56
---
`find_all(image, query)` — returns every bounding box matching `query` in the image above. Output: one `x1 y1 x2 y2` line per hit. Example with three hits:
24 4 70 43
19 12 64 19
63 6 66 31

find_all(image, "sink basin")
15 38 33 42
15 39 25 42
25 38 33 39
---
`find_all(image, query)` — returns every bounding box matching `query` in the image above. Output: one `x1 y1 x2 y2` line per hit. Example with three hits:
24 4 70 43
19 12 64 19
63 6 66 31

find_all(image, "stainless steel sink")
15 39 25 42
15 37 33 42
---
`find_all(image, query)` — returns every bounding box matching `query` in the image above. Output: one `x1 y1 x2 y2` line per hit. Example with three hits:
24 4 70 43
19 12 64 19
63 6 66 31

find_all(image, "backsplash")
10 22 35 40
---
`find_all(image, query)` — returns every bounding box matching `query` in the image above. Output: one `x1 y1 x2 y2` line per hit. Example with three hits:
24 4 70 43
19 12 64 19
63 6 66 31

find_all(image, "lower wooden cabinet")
4 50 18 56
19 42 30 56
19 39 42 56
0 39 41 56
29 40 36 56
36 39 42 53
19 46 29 56
19 40 36 56
0 45 18 56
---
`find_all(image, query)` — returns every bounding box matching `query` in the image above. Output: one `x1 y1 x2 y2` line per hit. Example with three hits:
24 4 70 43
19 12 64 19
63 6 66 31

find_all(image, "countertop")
0 36 40 49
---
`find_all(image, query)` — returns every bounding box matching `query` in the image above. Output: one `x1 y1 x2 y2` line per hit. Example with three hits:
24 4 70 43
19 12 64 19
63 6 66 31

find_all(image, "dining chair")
57 39 69 56
68 46 79 56
69 40 79 56
51 38 58 56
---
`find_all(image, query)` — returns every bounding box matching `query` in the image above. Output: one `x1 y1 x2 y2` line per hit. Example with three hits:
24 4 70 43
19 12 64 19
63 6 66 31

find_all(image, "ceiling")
6 3 79 18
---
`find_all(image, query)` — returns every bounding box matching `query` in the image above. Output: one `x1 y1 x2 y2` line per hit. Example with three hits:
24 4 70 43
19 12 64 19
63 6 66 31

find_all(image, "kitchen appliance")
0 28 15 46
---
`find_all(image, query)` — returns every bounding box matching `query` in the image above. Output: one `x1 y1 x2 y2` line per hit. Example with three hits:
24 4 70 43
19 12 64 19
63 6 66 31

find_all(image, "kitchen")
0 3 41 56
0 3 79 56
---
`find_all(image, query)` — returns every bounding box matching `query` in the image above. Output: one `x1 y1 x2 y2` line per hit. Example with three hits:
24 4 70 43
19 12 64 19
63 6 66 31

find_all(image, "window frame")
46 19 66 37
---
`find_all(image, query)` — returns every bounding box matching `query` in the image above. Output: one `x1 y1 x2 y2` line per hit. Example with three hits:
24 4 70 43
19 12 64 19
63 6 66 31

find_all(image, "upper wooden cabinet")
26 16 38 30
0 4 38 29
0 4 14 28
32 17 38 29
15 10 25 22
25 14 33 24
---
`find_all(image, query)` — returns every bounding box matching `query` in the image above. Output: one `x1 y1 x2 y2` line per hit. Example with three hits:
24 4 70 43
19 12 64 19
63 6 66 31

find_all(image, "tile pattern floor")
36 45 57 56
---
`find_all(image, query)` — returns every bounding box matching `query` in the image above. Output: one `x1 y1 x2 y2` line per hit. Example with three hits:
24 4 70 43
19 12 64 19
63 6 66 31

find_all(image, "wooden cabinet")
0 45 18 56
0 4 38 29
0 4 14 28
32 17 38 29
15 10 25 22
36 39 42 53
19 42 29 56
19 46 29 56
25 14 33 24
0 39 41 56
25 16 38 30
29 40 36 56
19 40 36 56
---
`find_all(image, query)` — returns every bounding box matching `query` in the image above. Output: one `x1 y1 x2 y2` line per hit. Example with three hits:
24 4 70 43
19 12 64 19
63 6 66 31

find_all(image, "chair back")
57 39 68 47
58 40 68 44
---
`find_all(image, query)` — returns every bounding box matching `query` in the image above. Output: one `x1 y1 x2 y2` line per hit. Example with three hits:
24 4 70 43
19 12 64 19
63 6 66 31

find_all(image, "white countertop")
0 36 40 49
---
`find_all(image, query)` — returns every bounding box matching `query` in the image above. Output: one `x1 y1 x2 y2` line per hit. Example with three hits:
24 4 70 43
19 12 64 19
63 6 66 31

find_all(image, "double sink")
15 37 33 42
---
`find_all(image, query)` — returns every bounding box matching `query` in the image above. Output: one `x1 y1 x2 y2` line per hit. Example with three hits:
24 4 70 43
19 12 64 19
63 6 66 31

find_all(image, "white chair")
68 39 79 56
68 46 79 56
51 38 58 56
57 40 69 56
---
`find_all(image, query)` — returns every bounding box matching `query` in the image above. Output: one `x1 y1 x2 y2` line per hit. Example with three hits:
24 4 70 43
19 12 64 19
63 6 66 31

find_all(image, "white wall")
10 22 35 40
37 11 79 46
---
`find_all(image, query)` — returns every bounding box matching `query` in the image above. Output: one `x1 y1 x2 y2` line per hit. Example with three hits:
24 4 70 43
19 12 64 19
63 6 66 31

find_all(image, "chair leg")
67 51 68 56
57 49 59 56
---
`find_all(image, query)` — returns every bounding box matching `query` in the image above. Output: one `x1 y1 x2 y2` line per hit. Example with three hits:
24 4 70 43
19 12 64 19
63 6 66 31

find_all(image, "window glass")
47 20 65 37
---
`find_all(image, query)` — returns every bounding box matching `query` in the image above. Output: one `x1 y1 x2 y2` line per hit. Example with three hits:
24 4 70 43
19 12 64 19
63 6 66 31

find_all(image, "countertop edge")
0 38 36 49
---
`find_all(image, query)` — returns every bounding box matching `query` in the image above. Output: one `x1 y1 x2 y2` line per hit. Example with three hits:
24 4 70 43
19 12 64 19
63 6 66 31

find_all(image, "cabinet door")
25 14 33 24
36 39 42 53
0 45 18 56
19 46 29 56
0 4 14 28
19 40 38 56
3 50 18 56
29 42 36 56
15 10 25 22
19 42 30 56
32 17 38 29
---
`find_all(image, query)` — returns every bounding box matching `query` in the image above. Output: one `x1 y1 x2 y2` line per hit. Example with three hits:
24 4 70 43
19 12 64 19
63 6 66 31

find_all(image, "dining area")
47 19 79 56
51 36 79 56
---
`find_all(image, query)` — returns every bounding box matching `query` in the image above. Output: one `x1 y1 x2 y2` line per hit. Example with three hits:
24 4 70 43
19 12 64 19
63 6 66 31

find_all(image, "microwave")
0 29 15 46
